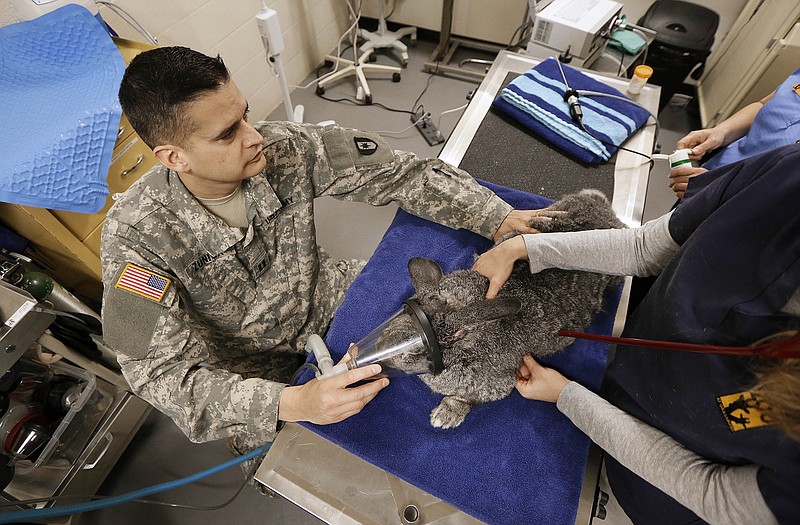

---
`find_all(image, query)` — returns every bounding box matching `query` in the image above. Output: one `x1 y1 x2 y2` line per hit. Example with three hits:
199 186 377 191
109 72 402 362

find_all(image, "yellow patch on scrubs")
115 263 171 302
716 391 773 432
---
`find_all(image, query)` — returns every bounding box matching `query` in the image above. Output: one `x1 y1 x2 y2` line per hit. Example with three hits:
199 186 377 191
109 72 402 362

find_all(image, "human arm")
492 209 560 241
110 288 387 442
283 122 538 240
278 364 388 424
677 91 775 160
670 91 775 198
668 166 708 199
515 356 778 525
105 274 288 445
473 211 679 299
102 227 387 446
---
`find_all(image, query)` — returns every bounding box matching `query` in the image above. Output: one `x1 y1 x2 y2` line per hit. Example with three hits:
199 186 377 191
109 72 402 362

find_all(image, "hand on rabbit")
493 208 567 241
515 355 569 403
472 236 527 299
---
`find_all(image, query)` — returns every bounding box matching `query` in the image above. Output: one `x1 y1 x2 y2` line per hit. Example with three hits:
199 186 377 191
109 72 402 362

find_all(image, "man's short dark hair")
119 46 231 149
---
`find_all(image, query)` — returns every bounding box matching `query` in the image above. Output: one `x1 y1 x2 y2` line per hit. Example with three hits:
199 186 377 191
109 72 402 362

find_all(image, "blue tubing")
0 443 271 523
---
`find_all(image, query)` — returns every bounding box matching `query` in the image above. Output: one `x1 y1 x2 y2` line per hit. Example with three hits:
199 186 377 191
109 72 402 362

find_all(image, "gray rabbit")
385 189 625 428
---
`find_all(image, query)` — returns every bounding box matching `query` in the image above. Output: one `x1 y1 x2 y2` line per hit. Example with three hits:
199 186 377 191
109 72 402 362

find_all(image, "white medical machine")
527 0 623 68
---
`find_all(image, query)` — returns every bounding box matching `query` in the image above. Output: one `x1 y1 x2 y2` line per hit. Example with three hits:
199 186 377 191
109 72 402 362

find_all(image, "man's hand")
473 236 528 299
493 208 565 242
668 166 708 199
278 364 389 425
676 128 725 160
515 355 569 403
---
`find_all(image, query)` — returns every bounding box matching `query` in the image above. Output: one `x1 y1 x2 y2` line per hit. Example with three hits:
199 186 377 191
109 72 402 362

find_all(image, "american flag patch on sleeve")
115 263 171 302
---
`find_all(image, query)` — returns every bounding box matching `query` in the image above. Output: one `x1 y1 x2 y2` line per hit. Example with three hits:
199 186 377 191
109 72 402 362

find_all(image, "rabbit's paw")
430 396 472 429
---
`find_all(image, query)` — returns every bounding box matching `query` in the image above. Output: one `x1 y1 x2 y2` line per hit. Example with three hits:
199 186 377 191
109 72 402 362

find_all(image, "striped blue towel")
492 58 650 165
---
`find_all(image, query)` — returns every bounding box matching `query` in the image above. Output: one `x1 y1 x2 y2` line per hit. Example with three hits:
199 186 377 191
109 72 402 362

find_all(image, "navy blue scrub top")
603 143 800 524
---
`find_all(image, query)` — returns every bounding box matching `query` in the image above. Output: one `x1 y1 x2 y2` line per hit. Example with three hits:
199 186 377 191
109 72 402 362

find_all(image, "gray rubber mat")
458 73 616 201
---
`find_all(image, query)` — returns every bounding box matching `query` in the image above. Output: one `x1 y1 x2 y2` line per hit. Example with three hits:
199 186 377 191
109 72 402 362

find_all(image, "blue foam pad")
0 5 125 213
296 181 620 525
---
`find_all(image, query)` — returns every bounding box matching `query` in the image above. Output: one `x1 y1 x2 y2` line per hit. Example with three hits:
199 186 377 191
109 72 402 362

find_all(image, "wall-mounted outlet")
412 108 445 146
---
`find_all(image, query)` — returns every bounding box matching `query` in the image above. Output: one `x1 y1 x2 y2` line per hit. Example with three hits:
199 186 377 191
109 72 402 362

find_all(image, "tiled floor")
75 31 697 525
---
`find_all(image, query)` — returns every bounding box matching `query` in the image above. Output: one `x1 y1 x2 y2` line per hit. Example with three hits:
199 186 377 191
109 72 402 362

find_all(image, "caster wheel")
324 59 333 68
316 86 325 96
365 94 373 105
392 72 401 82
410 36 418 47
368 53 377 63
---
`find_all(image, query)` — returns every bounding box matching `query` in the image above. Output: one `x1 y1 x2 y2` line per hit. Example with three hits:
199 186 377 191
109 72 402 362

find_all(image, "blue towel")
0 5 125 213
492 57 650 165
296 181 621 525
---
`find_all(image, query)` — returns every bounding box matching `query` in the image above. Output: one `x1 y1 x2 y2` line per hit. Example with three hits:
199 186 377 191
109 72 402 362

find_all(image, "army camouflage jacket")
100 122 512 448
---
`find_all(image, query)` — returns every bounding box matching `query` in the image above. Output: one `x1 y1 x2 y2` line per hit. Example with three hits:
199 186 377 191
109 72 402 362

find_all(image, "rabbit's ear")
459 297 522 326
408 257 443 292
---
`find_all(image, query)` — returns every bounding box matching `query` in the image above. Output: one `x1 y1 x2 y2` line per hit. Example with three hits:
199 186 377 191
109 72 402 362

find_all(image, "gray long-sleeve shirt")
523 210 678 277
522 212 778 524
558 382 777 525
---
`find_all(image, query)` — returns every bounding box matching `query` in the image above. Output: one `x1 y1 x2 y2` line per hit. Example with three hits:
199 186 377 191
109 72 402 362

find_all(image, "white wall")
97 0 352 121
1 0 751 118
363 0 748 55
361 0 528 46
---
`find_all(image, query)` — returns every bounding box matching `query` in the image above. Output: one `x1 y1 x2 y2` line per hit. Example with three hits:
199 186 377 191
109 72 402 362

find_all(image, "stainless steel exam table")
255 50 660 525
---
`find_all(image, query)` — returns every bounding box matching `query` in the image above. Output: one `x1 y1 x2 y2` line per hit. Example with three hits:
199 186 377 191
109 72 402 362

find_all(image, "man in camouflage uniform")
101 47 542 466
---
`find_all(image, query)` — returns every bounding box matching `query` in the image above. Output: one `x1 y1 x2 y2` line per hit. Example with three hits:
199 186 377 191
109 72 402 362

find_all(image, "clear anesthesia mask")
306 299 443 379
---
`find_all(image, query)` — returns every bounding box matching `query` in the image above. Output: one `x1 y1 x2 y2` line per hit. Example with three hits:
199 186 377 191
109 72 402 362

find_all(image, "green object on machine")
608 28 646 55
18 272 54 301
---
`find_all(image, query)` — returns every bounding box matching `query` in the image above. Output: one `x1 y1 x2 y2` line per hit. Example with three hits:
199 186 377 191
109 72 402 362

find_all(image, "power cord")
0 443 271 522
313 59 415 117
577 89 660 150
411 69 437 116
385 0 398 19
291 0 364 91
605 38 627 77
607 16 650 76
314 90 415 117
290 362 321 384
437 103 469 130
505 2 533 52
312 55 449 141
0 448 262 511
95 1 158 45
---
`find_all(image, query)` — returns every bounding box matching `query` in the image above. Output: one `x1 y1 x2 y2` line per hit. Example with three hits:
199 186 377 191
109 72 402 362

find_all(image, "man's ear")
153 145 190 173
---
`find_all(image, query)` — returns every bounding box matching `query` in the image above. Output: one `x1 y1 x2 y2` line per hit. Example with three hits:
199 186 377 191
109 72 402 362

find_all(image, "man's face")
176 81 266 196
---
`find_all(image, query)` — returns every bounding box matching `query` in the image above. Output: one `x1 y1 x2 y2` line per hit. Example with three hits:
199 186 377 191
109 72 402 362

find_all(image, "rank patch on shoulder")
354 136 378 155
115 263 171 302
716 391 773 432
